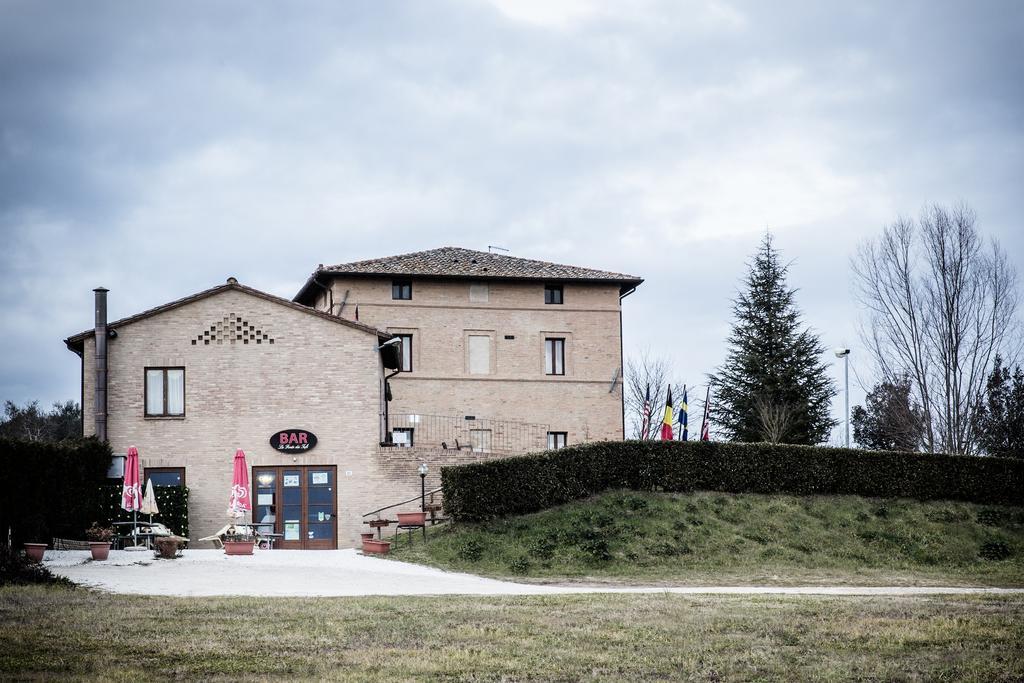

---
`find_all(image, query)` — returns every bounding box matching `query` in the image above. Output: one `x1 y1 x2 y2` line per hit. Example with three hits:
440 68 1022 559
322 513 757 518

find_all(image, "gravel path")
43 549 1024 598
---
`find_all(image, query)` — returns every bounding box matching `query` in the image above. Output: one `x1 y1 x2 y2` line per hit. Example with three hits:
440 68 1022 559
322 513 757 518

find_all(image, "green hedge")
441 441 1024 522
0 437 112 546
98 483 189 538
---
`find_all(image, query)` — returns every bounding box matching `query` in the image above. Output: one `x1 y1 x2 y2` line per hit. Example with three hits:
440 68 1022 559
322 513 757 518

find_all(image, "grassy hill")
390 491 1024 586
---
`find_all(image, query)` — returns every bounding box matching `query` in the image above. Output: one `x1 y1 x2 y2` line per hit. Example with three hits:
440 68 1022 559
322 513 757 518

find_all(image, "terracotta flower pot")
397 511 427 526
360 532 375 542
362 539 391 554
89 542 111 561
224 540 254 556
24 543 46 563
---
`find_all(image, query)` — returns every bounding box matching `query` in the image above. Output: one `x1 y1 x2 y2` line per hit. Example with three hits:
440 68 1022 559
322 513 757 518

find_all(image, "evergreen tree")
709 235 836 444
851 375 926 451
973 356 1024 458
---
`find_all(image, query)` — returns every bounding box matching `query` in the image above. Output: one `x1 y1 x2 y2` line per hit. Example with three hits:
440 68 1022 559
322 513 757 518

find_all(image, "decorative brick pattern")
191 314 275 346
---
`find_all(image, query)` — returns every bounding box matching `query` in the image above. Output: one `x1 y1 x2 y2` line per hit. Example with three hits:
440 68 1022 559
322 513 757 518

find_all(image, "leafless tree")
852 202 1020 454
624 350 686 440
752 395 795 444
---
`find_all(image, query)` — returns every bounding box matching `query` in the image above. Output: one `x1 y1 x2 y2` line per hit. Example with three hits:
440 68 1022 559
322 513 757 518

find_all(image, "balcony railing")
385 413 550 455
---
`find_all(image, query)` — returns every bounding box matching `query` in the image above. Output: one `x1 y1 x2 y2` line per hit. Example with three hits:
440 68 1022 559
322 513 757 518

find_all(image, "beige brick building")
294 247 643 449
65 248 642 548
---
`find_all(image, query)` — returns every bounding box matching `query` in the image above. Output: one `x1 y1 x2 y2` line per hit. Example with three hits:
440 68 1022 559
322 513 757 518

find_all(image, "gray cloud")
1 0 1021 443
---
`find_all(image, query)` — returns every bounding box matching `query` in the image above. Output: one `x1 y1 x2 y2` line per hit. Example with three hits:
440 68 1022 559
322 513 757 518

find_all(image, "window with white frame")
145 367 185 416
544 338 565 375
547 432 567 449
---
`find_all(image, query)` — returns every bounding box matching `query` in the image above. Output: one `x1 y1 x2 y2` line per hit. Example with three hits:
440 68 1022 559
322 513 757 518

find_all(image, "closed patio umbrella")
121 446 143 549
227 449 252 524
140 478 160 523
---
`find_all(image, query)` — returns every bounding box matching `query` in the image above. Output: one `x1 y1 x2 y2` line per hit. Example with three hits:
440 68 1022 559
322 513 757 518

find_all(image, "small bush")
579 538 612 563
528 536 556 560
509 556 531 573
977 509 1004 526
457 538 484 562
0 546 72 587
979 540 1012 561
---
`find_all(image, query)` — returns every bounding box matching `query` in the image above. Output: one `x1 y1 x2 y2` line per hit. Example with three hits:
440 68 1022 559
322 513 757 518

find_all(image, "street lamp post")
418 462 428 513
834 348 851 447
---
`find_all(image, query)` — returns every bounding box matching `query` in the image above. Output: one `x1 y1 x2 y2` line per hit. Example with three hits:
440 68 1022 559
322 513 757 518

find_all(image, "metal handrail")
362 487 443 519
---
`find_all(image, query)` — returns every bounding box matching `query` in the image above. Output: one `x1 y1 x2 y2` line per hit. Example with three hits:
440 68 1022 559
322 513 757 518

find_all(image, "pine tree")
709 235 836 444
851 375 926 451
973 356 1024 458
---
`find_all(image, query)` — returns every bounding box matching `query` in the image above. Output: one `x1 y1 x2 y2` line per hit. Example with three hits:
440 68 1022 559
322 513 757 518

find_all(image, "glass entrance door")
253 465 337 549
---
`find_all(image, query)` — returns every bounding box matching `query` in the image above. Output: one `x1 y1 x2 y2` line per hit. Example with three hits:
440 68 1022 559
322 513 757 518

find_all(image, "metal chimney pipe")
94 287 109 442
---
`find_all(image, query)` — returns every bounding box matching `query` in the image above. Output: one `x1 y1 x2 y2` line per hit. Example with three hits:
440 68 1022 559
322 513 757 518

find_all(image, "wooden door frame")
252 465 338 550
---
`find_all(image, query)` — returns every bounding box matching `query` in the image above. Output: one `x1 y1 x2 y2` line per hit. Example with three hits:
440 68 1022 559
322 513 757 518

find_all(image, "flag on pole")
700 385 711 441
660 385 674 440
678 384 688 441
640 383 652 439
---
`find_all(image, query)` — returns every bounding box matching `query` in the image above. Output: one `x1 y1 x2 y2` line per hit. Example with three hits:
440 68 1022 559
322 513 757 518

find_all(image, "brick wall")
320 277 627 443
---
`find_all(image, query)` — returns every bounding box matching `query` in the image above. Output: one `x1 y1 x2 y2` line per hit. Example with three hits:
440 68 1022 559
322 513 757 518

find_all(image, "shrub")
509 555 531 573
979 540 1012 561
977 509 1004 526
457 538 484 562
98 484 189 538
0 545 72 587
85 523 113 543
441 440 1024 522
0 437 112 547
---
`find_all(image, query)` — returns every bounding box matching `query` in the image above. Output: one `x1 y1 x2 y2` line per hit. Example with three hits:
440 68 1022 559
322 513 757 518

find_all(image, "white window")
468 335 491 375
544 338 565 375
470 429 492 452
469 282 489 303
547 432 567 449
145 367 184 416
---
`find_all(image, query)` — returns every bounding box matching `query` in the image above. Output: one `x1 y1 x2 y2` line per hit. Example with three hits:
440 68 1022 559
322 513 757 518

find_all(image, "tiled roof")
295 247 643 301
64 279 389 351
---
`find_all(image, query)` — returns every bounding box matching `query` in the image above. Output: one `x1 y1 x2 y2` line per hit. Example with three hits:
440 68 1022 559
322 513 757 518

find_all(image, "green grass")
2 585 1023 680
390 491 1024 586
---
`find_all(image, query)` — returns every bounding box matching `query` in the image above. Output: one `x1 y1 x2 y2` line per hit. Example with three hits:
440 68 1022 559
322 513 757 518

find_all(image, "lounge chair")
197 524 234 549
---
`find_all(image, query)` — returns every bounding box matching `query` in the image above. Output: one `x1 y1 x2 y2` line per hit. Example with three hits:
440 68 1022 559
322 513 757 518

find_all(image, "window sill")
144 415 186 421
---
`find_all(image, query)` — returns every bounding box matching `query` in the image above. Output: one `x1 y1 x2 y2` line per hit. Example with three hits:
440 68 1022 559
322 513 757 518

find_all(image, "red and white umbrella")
227 449 252 520
121 446 142 513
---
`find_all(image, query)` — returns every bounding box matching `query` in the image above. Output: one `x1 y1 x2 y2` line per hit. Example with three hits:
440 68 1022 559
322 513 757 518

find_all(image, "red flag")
700 386 711 441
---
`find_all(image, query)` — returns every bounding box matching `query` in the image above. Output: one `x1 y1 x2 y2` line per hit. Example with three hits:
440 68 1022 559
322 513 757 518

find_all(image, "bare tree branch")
852 203 1021 454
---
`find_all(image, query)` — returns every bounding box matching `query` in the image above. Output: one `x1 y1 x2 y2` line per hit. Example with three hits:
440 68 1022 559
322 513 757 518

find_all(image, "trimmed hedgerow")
440 441 1024 522
0 437 112 547
98 483 190 538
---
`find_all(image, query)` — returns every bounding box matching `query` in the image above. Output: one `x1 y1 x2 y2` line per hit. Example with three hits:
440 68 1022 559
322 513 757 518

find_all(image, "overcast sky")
2 0 1022 442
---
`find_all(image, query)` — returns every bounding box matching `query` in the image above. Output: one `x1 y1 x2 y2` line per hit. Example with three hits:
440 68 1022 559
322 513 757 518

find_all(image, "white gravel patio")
41 549 1024 598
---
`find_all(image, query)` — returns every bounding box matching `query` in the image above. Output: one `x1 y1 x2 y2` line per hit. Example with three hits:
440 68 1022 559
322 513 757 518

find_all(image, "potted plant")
223 527 255 556
360 532 375 542
362 538 391 554
23 542 47 563
396 511 427 526
154 536 186 559
85 523 113 561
